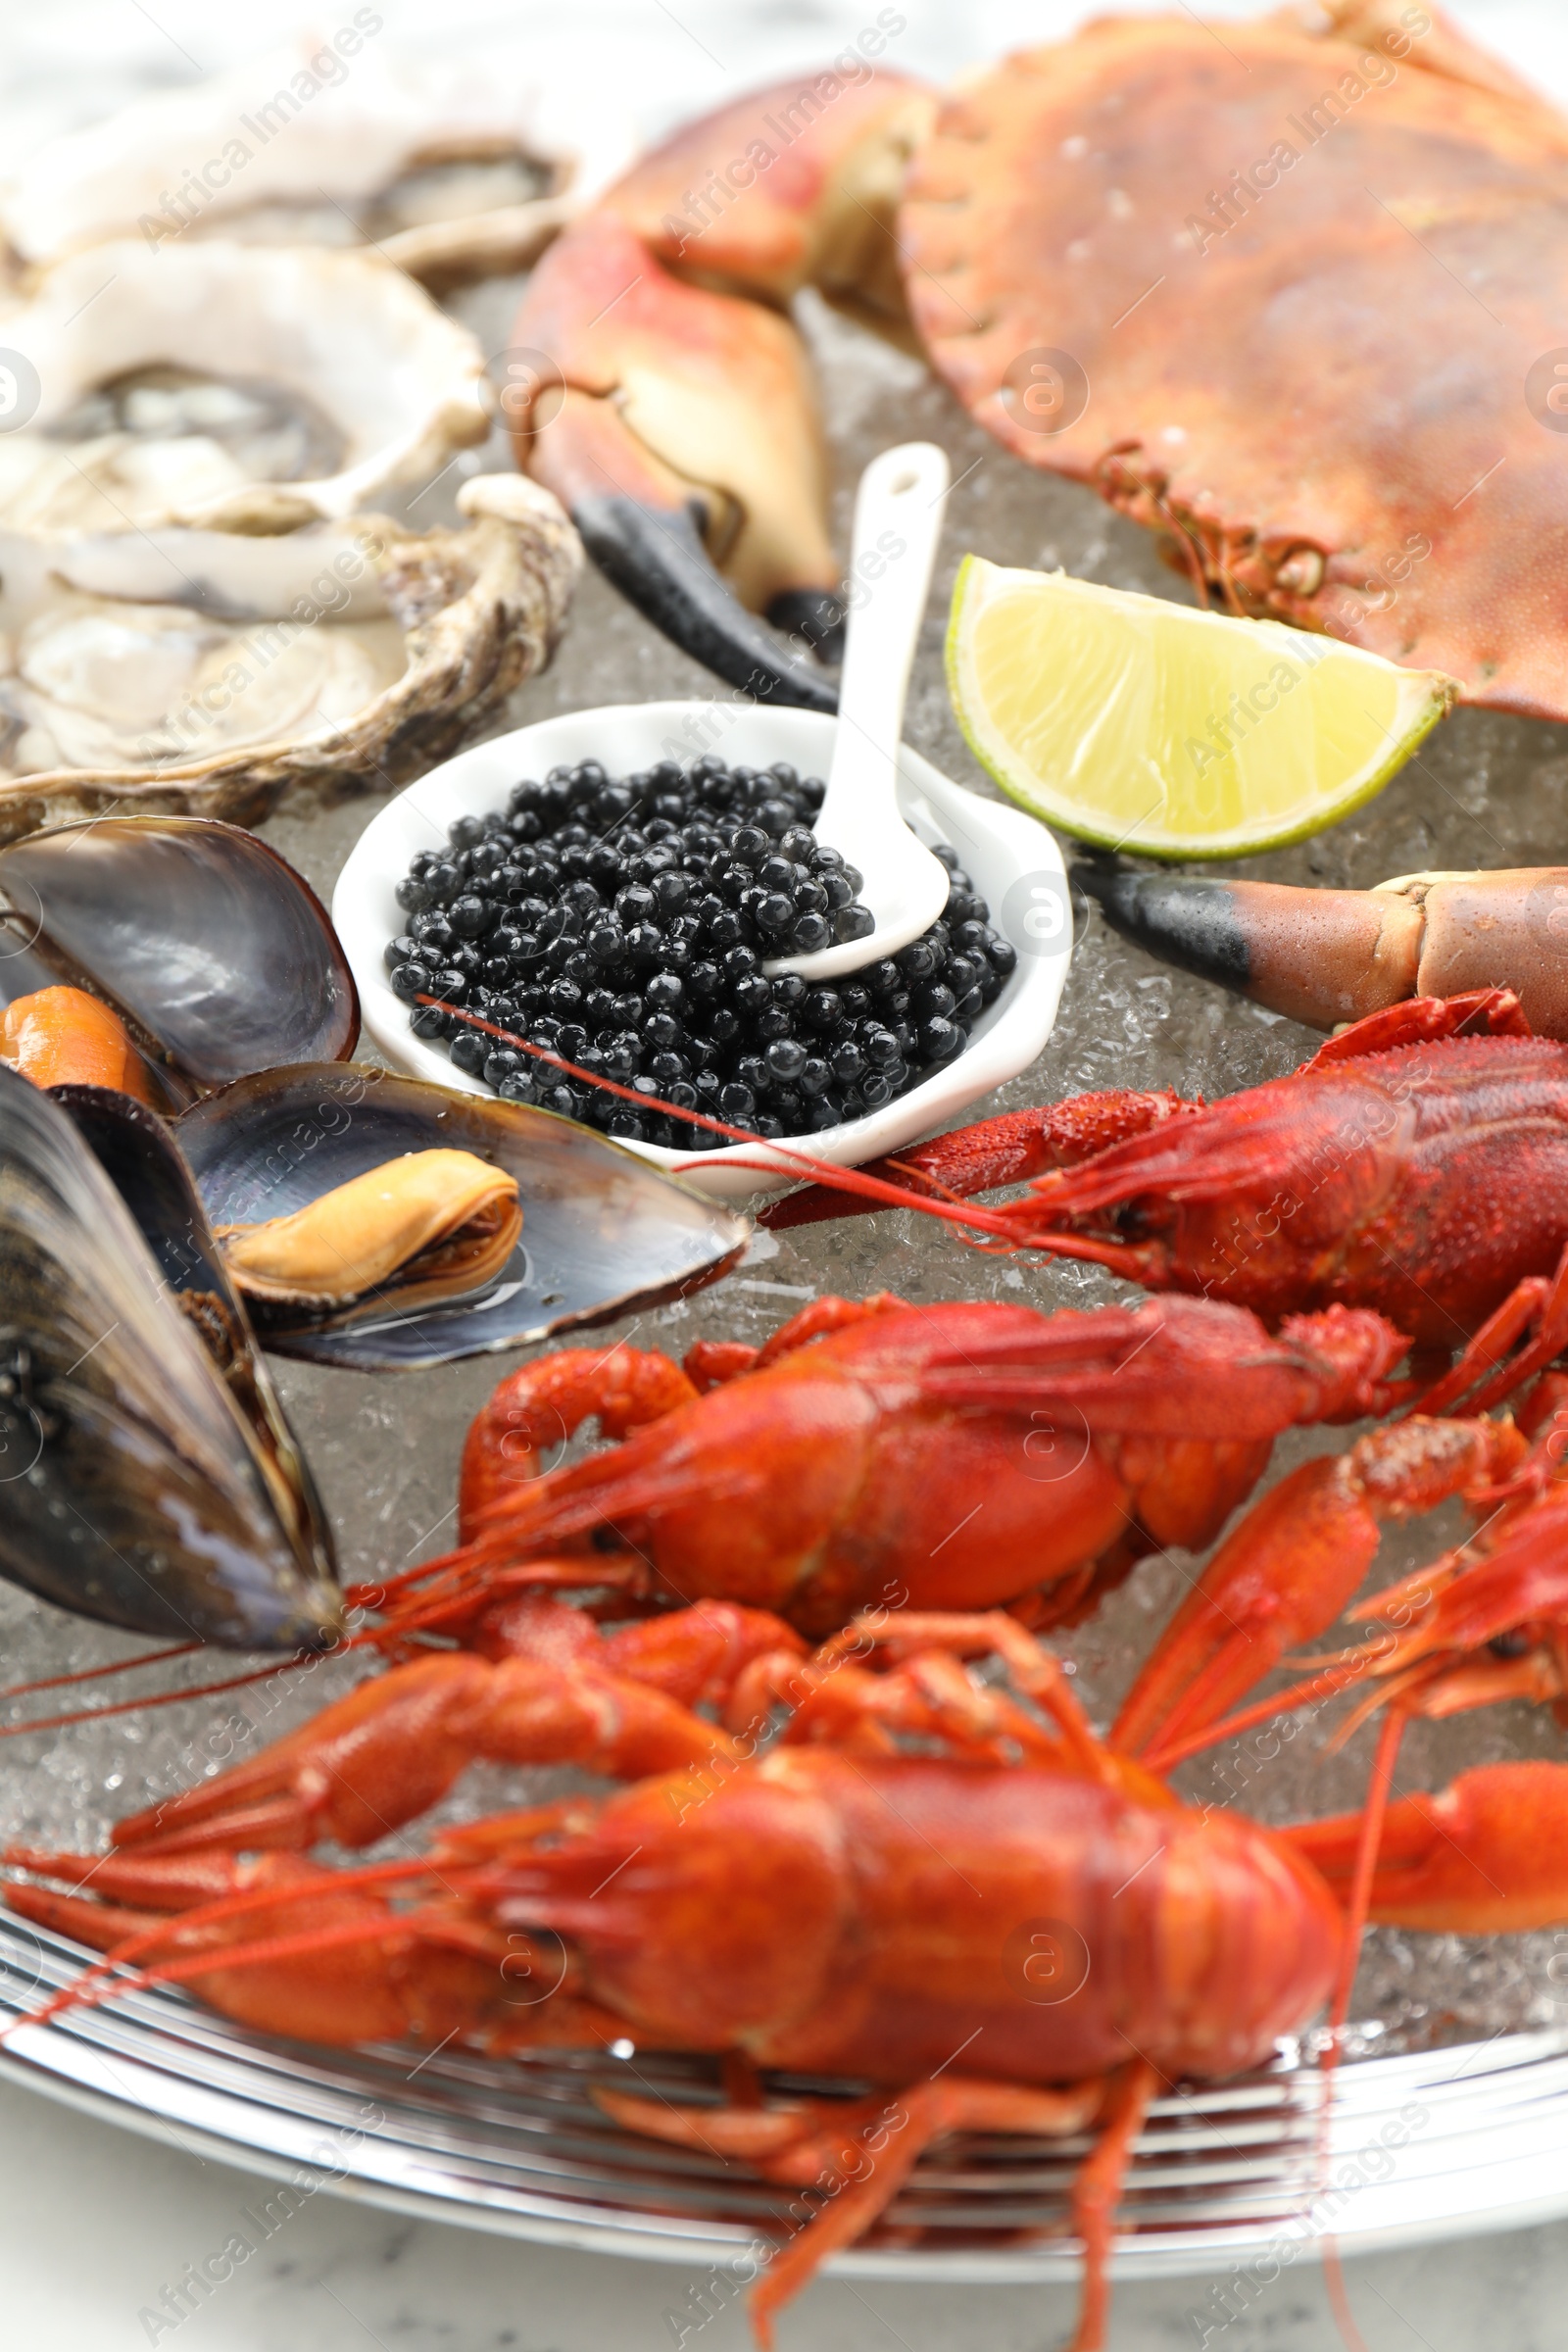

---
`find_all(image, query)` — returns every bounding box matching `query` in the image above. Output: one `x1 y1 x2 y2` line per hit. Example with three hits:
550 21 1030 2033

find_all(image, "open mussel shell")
0 814 358 1100
55 1083 337 1584
175 1063 751 1371
0 1066 344 1649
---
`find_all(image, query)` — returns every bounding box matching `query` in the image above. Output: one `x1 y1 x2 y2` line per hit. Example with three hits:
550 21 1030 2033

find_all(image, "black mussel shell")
55 1084 337 1591
0 1065 344 1649
0 816 358 1095
176 1062 751 1371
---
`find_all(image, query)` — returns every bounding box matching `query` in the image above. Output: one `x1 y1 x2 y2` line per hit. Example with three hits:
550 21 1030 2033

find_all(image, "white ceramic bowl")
333 702 1069 1199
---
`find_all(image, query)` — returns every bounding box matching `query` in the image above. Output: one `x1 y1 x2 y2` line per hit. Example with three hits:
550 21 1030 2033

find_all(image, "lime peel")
945 556 1459 860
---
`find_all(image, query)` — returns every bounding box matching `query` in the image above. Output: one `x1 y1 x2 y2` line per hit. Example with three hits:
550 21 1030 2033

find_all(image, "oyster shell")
0 44 637 289
0 1066 343 1649
176 1062 750 1370
0 474 579 839
217 1149 522 1321
0 816 357 1100
0 240 489 534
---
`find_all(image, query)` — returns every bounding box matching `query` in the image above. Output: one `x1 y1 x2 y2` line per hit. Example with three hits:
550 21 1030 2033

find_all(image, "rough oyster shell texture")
0 238 492 533
0 473 581 842
0 42 637 289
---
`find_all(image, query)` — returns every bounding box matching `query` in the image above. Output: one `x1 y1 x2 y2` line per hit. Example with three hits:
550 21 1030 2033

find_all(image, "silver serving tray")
5 1914 1568 2281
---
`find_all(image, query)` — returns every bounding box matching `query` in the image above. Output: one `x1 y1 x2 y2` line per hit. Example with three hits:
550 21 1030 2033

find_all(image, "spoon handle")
818 441 951 850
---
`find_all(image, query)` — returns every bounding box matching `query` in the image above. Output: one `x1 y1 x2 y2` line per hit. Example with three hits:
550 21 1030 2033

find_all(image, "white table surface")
7 2069 1568 2352
5 5 1568 2347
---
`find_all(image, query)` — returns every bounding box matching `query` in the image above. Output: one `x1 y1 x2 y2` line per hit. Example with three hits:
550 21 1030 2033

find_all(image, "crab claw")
509 71 933 701
1285 1761 1568 1932
1076 862 1568 1041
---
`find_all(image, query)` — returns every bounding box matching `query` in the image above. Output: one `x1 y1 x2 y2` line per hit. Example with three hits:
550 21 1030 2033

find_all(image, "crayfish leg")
459 1343 698 1540
1067 2059 1160 2352
1411 1240 1568 1418
1300 987 1532 1069
108 1645 748 1862
596 2072 1108 2351
1285 1759 1568 1933
1121 1417 1522 1766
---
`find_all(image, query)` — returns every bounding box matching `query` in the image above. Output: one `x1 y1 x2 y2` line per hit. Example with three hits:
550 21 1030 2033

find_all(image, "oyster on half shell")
0 45 637 289
0 474 580 842
0 240 490 535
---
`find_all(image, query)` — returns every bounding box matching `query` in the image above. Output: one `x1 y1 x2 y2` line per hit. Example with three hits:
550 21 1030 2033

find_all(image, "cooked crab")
509 0 1568 720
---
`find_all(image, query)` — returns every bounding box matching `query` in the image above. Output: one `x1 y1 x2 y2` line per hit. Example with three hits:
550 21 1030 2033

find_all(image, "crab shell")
900 5 1568 719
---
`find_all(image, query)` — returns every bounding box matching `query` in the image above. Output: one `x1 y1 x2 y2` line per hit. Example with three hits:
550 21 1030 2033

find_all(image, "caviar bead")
449 1029 490 1074
389 756 988 1142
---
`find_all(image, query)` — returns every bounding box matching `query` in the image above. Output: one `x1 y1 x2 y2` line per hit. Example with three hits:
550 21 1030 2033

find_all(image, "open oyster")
0 240 489 534
0 815 358 1102
0 44 636 289
0 1066 343 1649
0 474 579 840
176 1062 750 1369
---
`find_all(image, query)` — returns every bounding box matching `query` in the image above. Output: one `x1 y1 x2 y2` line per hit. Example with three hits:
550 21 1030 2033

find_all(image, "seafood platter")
12 8 1568 2346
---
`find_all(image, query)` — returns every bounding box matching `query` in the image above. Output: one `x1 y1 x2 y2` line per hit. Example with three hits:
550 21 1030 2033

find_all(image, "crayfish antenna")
0 1641 202 1702
758 1090 1198 1230
0 1854 436 2046
1316 1705 1409 2352
0 1650 324 1741
420 1002 1021 1236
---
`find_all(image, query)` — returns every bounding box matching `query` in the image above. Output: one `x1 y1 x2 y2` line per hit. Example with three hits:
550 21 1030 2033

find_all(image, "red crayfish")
360 1288 1431 1645
11 1592 1568 2351
769 992 1568 1415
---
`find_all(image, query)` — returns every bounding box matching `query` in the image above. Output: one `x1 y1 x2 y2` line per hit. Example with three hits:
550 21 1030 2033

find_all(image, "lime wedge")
946 557 1458 859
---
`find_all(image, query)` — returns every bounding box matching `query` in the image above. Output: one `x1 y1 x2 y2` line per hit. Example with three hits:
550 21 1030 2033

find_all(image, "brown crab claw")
1075 862 1568 1040
508 69 933 704
512 217 842 706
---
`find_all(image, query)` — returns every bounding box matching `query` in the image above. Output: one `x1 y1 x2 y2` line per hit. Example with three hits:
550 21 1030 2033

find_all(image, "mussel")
0 1066 343 1649
176 1063 751 1370
0 814 357 1106
216 1150 523 1325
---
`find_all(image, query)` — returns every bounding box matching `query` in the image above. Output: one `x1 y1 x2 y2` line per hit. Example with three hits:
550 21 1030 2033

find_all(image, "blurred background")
2 0 1562 164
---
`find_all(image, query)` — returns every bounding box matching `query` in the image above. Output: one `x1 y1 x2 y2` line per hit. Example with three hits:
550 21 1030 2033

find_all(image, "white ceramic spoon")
765 440 953 979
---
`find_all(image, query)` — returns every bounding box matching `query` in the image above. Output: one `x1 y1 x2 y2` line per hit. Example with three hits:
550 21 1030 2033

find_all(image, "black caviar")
384 756 1018 1149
